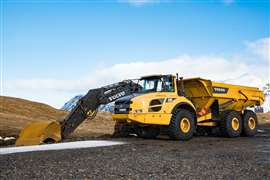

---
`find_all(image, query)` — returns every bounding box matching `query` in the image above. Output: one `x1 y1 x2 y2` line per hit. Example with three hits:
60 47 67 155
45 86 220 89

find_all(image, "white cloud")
119 0 159 6
246 37 270 62
5 54 269 108
5 37 270 108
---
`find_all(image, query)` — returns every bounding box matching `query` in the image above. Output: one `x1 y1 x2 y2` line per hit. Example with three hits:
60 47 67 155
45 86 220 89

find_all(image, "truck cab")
112 74 196 139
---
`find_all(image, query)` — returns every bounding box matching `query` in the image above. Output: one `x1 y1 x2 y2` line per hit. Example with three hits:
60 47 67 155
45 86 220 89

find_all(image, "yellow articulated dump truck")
16 74 264 146
112 75 264 140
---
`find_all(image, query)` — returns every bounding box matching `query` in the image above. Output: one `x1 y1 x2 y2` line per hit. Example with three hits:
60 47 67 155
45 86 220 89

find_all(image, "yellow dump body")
183 78 264 113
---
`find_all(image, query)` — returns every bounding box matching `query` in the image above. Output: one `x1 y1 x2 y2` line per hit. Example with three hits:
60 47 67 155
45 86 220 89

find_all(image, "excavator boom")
61 80 135 138
16 80 137 146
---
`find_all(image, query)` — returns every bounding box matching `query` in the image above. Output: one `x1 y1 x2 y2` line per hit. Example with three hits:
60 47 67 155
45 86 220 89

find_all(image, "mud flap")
16 121 62 146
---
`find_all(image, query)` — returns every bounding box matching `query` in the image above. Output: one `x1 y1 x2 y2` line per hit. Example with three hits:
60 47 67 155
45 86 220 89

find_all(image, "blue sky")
1 0 269 107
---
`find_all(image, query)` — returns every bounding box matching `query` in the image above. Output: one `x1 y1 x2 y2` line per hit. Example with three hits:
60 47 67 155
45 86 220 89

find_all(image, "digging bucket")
15 121 62 146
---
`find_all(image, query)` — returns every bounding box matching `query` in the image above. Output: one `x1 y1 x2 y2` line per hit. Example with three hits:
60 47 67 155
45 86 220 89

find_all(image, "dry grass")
0 96 114 137
257 112 270 124
70 112 115 138
0 96 66 137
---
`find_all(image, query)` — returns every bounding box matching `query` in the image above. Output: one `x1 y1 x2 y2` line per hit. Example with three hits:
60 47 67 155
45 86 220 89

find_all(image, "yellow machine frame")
15 75 264 146
112 76 264 127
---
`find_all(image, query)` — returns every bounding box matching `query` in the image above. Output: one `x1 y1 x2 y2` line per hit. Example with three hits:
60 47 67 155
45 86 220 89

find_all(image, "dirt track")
1 123 269 179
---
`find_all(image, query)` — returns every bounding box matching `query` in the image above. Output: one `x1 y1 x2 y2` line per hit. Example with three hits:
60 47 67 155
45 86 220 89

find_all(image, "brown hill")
0 96 66 137
0 96 114 138
257 112 270 124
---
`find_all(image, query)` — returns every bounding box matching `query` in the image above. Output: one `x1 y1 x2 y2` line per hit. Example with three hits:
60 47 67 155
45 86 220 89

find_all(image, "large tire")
242 110 258 137
220 110 242 137
136 126 160 139
168 109 195 140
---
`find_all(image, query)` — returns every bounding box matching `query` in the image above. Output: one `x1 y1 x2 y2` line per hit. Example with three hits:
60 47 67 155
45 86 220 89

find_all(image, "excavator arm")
16 80 137 146
61 80 136 138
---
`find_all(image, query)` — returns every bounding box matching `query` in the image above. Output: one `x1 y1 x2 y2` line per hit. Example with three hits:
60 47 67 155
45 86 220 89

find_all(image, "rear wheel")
242 110 257 136
168 109 195 140
220 110 242 137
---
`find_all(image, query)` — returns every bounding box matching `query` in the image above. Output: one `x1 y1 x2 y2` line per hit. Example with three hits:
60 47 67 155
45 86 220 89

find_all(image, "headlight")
166 98 176 103
134 109 143 113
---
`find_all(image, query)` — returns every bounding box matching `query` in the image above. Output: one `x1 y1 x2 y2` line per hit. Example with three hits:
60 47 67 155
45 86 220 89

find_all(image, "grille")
114 100 132 114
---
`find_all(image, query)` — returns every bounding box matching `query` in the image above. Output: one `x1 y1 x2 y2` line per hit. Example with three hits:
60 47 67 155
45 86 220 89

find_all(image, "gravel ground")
1 124 270 180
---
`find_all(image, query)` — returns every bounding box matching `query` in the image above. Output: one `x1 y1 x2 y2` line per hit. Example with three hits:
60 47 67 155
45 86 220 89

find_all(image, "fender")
171 102 197 121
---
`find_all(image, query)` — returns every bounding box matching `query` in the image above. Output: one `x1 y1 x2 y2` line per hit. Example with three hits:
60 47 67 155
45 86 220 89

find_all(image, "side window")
162 77 174 92
145 80 155 90
156 80 162 92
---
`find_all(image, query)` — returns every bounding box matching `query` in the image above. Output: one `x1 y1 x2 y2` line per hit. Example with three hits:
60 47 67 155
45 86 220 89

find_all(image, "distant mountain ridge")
61 95 114 112
61 95 83 111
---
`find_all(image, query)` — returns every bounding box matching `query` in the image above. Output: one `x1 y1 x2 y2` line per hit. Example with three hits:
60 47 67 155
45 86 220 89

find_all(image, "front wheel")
168 109 195 140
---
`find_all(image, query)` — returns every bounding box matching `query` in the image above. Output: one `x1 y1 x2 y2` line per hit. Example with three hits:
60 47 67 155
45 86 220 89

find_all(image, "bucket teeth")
15 121 62 146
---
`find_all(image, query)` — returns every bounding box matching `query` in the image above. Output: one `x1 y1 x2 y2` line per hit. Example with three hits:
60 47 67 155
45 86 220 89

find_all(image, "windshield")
137 76 174 93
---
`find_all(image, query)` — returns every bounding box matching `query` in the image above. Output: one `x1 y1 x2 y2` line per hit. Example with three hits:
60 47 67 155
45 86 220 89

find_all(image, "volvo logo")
213 87 228 94
108 91 126 101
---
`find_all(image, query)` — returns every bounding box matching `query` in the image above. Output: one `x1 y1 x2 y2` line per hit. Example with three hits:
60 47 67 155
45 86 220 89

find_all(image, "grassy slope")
0 96 114 137
0 96 67 137
257 112 270 124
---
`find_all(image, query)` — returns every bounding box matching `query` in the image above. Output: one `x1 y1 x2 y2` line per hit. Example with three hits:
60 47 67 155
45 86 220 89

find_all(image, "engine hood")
114 93 142 103
114 93 143 114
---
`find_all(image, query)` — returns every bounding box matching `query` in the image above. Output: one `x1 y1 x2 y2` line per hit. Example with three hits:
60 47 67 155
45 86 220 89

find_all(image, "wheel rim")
231 118 239 131
180 118 190 133
248 117 256 130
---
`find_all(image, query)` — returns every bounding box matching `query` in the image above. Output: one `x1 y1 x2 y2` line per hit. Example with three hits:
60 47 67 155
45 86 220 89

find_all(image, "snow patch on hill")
61 95 114 112
61 95 83 111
